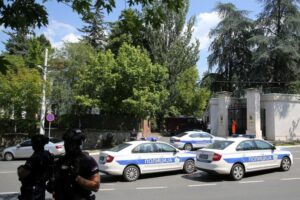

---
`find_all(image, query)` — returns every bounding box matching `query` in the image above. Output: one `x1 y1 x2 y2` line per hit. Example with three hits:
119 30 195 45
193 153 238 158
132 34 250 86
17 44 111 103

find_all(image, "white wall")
262 94 300 141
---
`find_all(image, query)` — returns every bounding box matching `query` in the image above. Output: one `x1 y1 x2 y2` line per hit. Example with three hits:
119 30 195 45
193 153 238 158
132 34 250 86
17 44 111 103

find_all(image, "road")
1 147 300 200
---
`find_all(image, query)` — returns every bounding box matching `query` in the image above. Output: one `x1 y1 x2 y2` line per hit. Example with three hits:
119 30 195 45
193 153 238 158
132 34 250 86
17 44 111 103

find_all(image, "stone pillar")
209 98 218 136
246 88 262 138
217 92 231 137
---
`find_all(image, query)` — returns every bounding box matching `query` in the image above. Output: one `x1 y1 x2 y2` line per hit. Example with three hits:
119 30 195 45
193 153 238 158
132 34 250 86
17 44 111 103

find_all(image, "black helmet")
31 135 49 151
63 129 85 144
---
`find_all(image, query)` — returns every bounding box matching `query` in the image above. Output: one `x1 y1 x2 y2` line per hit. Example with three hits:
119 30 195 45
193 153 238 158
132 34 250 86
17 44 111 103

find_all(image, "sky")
0 0 262 77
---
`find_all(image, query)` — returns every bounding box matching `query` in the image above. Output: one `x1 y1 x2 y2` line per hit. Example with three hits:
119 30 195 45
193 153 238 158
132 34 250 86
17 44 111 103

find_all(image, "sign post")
46 113 55 138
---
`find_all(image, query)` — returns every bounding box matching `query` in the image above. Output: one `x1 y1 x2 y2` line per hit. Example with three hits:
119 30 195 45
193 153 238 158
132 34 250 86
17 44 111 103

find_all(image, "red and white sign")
46 113 55 122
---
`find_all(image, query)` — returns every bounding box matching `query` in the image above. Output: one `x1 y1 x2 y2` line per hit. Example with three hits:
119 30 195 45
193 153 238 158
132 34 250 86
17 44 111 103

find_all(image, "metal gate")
228 99 247 135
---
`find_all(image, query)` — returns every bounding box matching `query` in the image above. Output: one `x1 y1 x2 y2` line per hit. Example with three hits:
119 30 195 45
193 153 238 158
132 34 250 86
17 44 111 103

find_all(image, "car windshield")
176 132 188 137
107 143 132 152
206 141 234 150
49 138 63 143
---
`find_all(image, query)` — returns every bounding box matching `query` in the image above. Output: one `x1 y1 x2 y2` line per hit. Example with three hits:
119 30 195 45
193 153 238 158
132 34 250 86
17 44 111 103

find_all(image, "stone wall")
0 130 131 150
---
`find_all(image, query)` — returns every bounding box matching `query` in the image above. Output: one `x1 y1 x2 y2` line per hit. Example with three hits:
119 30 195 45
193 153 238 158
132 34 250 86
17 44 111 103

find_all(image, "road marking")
103 183 115 186
239 180 264 184
99 188 115 191
0 171 16 174
136 186 167 190
280 177 300 181
188 183 217 187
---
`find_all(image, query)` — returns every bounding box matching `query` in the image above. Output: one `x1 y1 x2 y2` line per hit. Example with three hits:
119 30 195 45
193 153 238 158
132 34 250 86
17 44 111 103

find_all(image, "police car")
99 141 196 181
170 131 225 150
195 138 293 180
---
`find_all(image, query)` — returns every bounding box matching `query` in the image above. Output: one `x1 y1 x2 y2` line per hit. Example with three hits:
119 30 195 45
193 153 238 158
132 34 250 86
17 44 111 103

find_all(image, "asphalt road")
1 147 300 200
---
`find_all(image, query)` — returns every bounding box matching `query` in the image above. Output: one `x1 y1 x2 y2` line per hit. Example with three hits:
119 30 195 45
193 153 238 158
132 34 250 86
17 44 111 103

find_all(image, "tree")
0 0 184 30
208 3 253 96
0 65 42 121
250 0 300 92
107 8 147 55
4 29 30 57
80 7 107 51
75 43 168 120
144 0 200 116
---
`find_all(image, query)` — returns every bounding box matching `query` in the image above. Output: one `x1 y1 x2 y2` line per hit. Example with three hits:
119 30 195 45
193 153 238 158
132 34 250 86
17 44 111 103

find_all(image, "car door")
132 143 161 173
154 143 181 170
15 140 33 158
253 140 278 169
188 133 202 148
200 132 213 147
236 140 261 171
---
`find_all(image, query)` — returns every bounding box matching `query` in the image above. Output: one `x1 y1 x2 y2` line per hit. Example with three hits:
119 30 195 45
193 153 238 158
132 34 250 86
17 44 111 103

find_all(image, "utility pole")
40 49 48 135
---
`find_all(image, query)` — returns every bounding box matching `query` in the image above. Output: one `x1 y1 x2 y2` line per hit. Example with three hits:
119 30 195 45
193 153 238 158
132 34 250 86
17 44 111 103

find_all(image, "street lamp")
38 49 48 135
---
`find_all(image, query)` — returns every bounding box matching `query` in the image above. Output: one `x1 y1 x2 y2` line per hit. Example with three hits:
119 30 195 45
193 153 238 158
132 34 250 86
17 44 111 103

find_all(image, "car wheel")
4 152 14 161
123 165 140 182
183 159 195 174
230 163 244 181
184 143 193 151
280 157 291 171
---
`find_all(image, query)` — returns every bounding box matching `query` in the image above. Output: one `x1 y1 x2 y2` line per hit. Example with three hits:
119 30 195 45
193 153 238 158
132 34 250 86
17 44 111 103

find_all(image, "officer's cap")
63 128 86 143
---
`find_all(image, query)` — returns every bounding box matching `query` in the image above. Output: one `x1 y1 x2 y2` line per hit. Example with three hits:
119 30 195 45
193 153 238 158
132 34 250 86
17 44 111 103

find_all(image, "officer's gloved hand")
68 165 79 181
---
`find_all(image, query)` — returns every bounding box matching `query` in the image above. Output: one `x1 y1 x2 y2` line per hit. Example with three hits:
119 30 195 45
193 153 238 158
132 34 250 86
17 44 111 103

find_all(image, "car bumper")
99 164 125 176
195 161 231 174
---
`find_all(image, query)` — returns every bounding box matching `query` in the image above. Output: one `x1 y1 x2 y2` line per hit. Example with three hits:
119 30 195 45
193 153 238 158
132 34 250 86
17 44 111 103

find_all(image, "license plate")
198 154 208 159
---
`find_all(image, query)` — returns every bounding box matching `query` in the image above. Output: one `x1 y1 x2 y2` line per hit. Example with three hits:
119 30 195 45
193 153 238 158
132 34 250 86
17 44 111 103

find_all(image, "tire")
123 165 140 182
230 163 244 181
280 157 291 171
4 152 14 161
183 159 195 174
184 143 193 151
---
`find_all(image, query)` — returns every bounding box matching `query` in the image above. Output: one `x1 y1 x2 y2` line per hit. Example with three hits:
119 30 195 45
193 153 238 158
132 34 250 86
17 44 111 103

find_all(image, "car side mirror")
16 144 21 148
271 146 276 150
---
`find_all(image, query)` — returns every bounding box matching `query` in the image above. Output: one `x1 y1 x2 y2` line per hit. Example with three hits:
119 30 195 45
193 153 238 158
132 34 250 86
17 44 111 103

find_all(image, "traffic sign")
46 113 55 122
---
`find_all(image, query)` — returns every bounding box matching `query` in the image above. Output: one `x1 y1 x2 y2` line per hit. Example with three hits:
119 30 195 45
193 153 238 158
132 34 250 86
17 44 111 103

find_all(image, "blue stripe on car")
224 154 289 164
116 156 195 165
180 140 212 144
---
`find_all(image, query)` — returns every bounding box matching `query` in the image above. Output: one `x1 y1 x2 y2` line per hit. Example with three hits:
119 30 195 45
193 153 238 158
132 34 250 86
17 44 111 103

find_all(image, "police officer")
18 135 53 200
49 129 100 200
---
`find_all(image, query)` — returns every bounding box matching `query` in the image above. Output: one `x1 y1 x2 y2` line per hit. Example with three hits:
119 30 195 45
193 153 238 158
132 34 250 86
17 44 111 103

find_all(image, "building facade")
209 89 300 141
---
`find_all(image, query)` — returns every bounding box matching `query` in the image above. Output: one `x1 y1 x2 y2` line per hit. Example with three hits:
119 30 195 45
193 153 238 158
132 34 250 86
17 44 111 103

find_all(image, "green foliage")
208 3 253 96
0 65 42 120
75 43 168 119
80 7 107 51
1 0 184 30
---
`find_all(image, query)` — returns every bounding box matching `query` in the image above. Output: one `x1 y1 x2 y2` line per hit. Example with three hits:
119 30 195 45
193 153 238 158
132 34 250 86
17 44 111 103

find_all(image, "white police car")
170 131 225 150
99 141 196 181
195 138 293 180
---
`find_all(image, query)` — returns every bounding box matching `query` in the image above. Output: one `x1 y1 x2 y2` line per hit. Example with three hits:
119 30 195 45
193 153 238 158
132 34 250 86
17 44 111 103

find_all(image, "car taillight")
212 153 222 161
55 145 63 149
106 155 114 163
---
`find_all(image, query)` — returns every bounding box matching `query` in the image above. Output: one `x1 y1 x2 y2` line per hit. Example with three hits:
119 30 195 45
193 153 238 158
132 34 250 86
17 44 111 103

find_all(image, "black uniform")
18 135 53 200
52 152 99 200
49 129 100 200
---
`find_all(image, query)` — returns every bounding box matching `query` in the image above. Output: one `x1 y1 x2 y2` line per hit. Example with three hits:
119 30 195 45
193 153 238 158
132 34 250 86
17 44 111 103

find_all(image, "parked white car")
170 131 225 150
195 138 293 180
2 138 65 161
99 140 196 181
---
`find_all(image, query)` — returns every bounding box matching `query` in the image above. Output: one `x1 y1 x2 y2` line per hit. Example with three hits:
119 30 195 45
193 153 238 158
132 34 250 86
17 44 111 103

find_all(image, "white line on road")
280 177 300 181
136 186 168 190
239 180 264 184
0 192 19 194
188 183 217 187
99 188 115 191
103 183 116 186
0 171 16 174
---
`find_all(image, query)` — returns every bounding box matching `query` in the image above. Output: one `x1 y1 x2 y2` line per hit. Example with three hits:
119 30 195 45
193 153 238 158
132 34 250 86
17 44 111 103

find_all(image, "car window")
206 141 234 150
132 143 155 153
236 141 256 151
155 143 176 152
108 143 132 152
20 140 32 147
49 138 62 143
254 140 274 150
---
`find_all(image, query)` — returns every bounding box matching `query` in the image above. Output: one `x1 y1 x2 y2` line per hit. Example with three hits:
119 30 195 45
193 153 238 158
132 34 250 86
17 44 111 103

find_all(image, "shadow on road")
181 171 229 182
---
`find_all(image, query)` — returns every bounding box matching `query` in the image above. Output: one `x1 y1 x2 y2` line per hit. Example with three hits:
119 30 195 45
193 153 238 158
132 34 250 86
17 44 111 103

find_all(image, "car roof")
125 140 169 145
185 130 208 134
225 137 251 142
